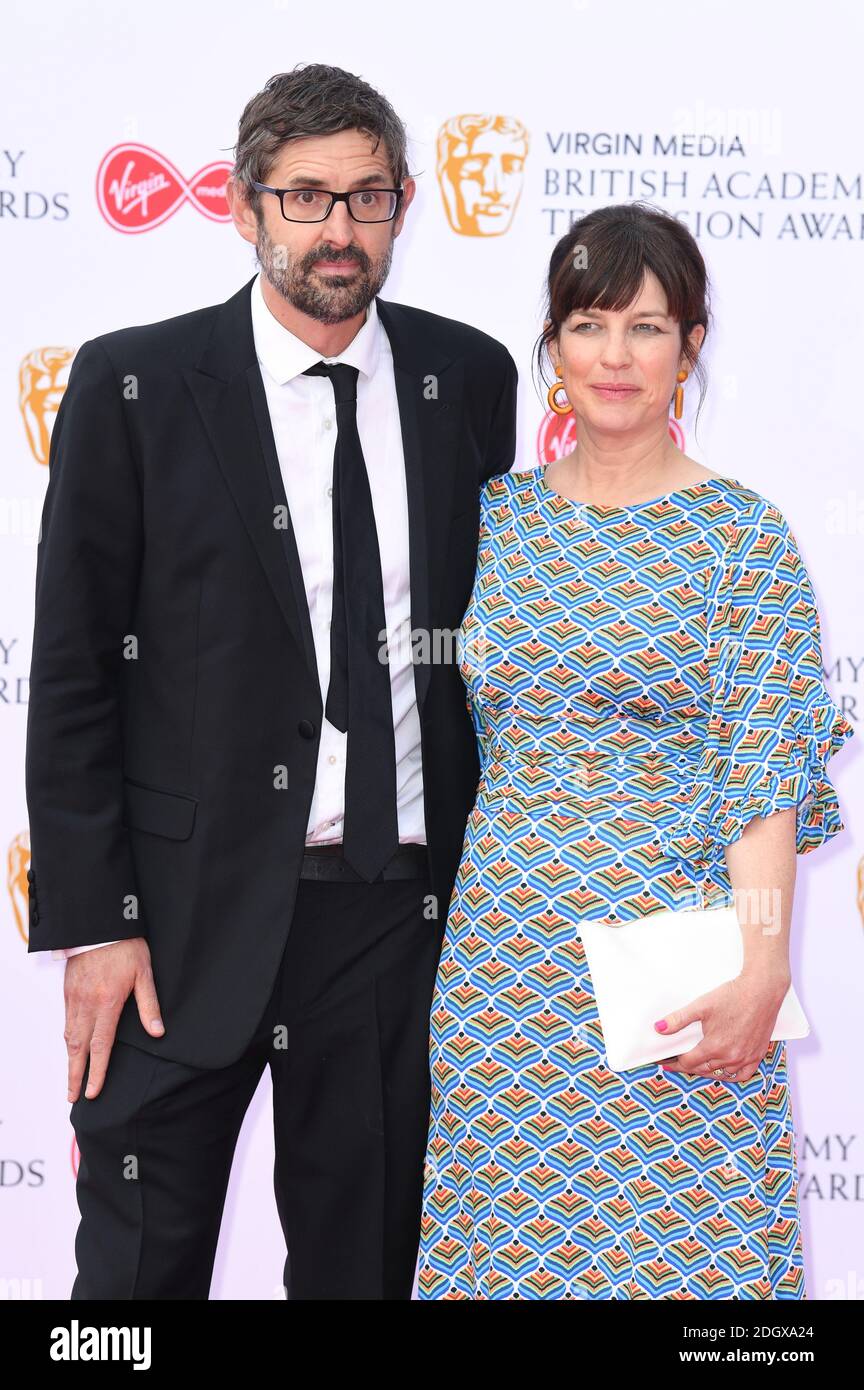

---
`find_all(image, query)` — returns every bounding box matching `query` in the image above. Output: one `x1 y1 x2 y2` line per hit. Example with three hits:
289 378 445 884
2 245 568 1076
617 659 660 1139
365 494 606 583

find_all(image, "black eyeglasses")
251 183 404 223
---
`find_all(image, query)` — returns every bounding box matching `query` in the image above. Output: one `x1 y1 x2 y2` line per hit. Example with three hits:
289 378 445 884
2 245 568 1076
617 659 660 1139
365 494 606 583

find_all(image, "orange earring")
547 364 573 416
673 369 688 420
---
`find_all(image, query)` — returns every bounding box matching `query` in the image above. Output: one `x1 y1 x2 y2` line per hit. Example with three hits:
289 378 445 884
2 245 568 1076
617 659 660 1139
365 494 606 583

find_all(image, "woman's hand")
654 966 791 1082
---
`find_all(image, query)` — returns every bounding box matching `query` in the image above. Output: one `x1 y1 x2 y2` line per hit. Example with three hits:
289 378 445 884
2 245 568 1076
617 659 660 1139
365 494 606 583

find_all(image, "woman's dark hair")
232 63 411 217
534 201 712 429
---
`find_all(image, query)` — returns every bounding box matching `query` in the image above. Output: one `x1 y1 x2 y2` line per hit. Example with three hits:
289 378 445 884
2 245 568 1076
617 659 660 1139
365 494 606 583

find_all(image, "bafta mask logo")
19 347 74 466
7 830 31 945
437 115 529 237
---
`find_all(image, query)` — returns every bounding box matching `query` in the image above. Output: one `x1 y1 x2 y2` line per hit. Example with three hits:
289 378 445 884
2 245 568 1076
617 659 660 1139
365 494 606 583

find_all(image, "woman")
417 202 853 1300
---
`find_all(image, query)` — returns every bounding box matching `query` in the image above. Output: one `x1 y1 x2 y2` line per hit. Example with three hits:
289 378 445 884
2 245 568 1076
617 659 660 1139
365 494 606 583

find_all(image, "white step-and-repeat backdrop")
2 0 861 1299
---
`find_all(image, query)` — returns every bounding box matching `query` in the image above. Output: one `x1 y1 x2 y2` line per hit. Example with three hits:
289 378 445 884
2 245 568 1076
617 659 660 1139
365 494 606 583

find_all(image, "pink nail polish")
654 1020 668 1032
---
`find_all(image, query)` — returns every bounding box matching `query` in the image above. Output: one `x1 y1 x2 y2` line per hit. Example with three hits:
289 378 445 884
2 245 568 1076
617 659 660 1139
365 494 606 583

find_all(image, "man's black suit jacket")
25 274 517 1068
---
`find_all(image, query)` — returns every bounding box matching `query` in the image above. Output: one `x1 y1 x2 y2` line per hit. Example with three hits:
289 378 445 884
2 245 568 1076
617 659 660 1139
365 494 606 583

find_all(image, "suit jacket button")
26 867 35 882
30 908 39 925
298 719 316 740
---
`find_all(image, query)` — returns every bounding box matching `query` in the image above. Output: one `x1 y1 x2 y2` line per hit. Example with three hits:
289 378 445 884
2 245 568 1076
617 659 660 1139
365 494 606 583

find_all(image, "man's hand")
64 938 164 1101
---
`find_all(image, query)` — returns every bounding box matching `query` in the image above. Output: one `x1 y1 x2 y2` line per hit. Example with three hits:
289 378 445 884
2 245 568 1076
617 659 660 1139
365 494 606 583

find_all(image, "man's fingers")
81 1019 121 1099
133 964 165 1037
63 940 149 1102
65 1013 94 1103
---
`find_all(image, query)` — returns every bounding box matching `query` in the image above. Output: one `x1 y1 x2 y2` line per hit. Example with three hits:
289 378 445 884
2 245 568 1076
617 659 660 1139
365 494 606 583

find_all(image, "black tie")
302 361 399 881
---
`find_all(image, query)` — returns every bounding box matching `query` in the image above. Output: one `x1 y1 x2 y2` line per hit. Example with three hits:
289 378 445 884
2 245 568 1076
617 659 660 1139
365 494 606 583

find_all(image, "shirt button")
324 418 333 430
328 755 337 765
327 487 333 497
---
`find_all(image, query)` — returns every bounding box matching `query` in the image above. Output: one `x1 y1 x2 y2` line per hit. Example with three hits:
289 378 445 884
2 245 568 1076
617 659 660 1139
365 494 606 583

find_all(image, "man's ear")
392 176 417 238
225 176 259 247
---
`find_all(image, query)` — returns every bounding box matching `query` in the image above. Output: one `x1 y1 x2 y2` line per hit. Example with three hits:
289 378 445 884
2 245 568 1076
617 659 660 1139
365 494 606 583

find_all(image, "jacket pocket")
122 778 198 841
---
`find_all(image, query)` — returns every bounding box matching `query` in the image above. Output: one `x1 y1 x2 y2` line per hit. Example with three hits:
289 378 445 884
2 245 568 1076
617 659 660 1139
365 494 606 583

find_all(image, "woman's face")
549 268 705 437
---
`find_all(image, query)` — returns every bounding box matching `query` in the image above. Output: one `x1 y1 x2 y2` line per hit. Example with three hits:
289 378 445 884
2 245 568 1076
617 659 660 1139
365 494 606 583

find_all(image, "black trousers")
69 874 443 1300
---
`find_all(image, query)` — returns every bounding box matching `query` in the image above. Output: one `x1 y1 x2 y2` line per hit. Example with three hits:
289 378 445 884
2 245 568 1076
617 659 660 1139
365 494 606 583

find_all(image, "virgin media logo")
95 143 232 233
536 408 685 465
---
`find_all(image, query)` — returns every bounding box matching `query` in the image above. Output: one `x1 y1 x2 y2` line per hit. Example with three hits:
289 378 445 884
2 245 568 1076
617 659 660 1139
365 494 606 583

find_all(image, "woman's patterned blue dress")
417 466 853 1300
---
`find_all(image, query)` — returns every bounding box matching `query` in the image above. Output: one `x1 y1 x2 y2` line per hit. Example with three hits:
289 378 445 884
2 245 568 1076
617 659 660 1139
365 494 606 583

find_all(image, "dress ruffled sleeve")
662 500 854 865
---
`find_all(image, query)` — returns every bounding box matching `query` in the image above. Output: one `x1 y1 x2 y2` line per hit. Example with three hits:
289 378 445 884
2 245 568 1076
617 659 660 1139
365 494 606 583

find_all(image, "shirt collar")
250 270 382 386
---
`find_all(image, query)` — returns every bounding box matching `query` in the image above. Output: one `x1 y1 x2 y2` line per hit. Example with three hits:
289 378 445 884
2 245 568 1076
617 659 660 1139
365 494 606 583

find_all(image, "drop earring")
547 364 573 416
673 369 688 420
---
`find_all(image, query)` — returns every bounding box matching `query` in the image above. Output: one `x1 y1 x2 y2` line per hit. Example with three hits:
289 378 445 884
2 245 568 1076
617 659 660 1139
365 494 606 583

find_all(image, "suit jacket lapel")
375 297 462 710
182 276 321 702
182 278 463 717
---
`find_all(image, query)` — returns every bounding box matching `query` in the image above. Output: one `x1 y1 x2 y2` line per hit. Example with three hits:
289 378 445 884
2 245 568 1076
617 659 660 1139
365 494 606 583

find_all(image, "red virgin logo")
95 143 231 233
536 409 685 464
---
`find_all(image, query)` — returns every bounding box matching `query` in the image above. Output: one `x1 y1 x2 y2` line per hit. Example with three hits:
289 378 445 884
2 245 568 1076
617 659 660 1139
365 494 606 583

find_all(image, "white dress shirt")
50 272 426 959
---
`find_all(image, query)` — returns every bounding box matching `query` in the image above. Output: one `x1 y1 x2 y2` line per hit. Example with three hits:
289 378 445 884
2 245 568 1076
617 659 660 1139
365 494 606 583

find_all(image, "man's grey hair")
231 63 411 216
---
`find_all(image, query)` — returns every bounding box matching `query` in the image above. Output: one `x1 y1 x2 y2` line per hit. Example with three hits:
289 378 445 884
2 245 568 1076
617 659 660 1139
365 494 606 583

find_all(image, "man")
25 63 517 1300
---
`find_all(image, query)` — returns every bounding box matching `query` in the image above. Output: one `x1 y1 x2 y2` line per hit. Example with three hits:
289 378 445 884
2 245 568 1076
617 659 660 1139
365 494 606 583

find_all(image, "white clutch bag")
574 905 810 1073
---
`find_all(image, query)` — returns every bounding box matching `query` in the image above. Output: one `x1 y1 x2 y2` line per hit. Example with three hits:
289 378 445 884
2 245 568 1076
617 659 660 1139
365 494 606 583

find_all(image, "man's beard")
256 218 394 324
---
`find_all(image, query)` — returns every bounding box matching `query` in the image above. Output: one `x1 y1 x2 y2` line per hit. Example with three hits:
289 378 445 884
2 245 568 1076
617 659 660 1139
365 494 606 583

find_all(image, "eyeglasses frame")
250 182 405 223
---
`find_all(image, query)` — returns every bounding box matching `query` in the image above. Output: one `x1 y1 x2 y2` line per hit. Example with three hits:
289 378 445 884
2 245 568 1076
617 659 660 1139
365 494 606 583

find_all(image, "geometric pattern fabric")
418 468 852 1298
